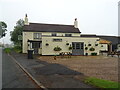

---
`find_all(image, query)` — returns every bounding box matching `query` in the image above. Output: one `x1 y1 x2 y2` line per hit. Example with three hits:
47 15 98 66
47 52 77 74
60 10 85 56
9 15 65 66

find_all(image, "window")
33 33 41 39
65 34 72 37
76 43 80 49
52 33 57 36
32 42 40 48
72 43 75 49
81 43 83 49
53 39 62 42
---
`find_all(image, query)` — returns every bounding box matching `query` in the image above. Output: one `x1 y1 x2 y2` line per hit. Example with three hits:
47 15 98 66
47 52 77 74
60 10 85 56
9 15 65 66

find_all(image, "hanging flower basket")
69 46 73 50
46 43 49 46
88 44 91 46
85 47 88 50
54 46 62 51
66 43 69 45
101 45 103 47
89 47 95 51
95 44 98 46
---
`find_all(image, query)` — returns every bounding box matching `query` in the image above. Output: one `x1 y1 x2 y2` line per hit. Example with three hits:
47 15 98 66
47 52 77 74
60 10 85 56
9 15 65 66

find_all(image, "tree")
0 21 7 38
10 19 24 45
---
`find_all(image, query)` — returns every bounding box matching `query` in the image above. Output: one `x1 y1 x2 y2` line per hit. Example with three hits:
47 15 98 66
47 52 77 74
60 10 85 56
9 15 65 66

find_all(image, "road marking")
8 53 48 90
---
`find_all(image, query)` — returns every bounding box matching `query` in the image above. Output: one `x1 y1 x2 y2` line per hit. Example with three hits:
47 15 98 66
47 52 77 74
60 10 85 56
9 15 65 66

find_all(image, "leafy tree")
10 19 24 45
0 21 7 38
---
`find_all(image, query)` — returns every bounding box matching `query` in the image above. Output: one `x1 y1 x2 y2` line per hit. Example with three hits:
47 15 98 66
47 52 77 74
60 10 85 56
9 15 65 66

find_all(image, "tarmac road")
2 49 38 88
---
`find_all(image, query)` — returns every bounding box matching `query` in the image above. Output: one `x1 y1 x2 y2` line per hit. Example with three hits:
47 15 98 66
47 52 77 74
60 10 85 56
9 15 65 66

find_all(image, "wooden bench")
107 51 120 57
59 52 72 58
116 53 120 57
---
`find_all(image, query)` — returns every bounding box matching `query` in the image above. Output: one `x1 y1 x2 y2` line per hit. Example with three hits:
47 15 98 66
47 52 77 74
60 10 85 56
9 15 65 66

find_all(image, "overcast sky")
0 0 119 44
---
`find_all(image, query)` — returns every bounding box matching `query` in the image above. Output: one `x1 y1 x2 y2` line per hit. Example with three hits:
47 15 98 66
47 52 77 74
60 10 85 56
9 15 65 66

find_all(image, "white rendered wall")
100 44 108 51
42 37 100 55
22 31 80 53
22 32 33 53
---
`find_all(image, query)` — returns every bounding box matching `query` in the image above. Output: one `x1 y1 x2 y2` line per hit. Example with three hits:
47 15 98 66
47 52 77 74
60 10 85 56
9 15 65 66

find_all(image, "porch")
27 40 42 54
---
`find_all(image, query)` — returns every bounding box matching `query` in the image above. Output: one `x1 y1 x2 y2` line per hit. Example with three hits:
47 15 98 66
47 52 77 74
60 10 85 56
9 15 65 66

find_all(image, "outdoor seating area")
59 52 72 58
107 51 120 57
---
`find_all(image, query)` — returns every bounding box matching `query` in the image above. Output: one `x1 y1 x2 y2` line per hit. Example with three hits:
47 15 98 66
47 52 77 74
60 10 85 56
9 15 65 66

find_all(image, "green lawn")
84 77 120 89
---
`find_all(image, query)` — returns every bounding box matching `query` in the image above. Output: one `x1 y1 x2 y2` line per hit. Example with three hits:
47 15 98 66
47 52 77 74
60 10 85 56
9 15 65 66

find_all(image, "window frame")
65 34 72 37
51 33 57 36
31 42 40 48
53 39 62 42
33 33 41 39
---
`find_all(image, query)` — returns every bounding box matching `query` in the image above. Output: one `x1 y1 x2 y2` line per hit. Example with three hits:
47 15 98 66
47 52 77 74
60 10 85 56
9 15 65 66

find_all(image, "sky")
0 0 119 44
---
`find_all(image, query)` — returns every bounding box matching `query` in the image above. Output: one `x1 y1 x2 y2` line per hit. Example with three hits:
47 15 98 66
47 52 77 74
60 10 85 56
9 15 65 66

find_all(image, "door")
34 48 39 54
31 42 40 54
72 42 84 55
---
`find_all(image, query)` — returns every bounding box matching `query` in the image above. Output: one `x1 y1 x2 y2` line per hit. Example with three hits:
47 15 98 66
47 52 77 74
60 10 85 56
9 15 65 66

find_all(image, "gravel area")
38 55 119 82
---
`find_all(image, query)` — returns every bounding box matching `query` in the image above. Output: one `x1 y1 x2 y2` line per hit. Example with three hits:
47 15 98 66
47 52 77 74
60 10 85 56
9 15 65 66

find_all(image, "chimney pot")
74 18 78 28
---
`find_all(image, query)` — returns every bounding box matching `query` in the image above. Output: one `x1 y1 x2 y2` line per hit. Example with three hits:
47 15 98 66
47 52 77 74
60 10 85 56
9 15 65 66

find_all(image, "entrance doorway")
31 42 40 54
72 42 84 55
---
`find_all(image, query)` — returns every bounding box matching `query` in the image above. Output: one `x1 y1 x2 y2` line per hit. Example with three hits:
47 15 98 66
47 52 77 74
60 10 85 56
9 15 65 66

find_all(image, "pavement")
2 50 38 88
0 47 2 90
10 51 97 89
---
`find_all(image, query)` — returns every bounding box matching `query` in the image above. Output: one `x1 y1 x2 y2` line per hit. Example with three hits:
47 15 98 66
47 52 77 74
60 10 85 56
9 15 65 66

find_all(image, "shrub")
91 53 97 56
85 53 88 56
69 46 73 50
54 46 62 51
14 45 22 53
89 47 95 51
4 48 11 53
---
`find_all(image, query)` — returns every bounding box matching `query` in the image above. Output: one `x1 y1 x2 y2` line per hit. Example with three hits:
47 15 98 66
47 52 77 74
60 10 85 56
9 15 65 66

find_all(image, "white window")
65 34 72 37
53 39 62 42
33 33 41 39
52 33 57 36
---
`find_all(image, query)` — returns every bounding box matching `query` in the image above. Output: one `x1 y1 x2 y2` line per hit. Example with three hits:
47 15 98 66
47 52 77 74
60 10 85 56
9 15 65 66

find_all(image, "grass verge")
84 77 120 88
4 48 11 53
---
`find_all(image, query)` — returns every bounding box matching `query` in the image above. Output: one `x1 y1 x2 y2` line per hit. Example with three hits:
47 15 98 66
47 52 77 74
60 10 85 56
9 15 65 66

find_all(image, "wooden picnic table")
107 51 120 57
59 52 72 58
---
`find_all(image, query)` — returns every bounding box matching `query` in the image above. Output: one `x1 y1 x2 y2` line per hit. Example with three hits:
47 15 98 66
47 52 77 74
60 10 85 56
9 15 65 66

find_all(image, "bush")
91 53 97 56
4 48 11 53
54 46 62 51
69 46 73 50
14 45 22 53
85 53 88 56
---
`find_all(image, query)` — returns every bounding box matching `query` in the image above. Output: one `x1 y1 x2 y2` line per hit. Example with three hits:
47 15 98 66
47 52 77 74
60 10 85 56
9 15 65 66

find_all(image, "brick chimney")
24 14 29 25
